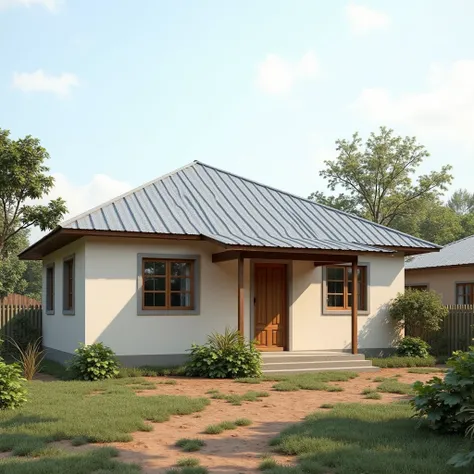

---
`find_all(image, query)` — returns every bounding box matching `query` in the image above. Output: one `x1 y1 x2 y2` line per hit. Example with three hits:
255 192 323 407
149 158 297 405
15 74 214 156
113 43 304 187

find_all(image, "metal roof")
58 161 439 253
406 235 474 270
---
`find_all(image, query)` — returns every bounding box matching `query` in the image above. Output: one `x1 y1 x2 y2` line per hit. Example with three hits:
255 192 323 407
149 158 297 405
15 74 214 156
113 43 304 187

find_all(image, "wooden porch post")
238 253 244 335
351 257 358 354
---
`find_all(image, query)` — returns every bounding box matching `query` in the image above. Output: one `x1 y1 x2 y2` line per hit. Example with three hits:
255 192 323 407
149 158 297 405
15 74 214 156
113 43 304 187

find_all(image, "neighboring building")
405 235 474 305
20 161 439 367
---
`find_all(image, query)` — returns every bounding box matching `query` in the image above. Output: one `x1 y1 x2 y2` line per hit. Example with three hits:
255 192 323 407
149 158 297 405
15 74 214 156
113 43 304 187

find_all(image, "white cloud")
29 173 132 243
353 60 474 147
13 70 79 97
256 51 319 94
346 4 390 35
0 0 60 11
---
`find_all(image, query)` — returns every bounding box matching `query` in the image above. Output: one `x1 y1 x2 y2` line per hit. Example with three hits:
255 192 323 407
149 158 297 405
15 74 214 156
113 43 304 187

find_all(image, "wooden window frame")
138 254 200 315
324 265 368 313
46 263 55 315
62 255 75 315
456 282 474 305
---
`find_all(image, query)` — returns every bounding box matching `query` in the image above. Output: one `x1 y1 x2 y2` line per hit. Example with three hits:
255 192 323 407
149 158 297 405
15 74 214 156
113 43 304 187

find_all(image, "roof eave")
406 262 474 272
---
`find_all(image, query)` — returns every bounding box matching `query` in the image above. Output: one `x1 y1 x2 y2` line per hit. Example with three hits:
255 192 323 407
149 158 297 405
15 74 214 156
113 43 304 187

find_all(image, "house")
405 235 474 305
20 161 439 369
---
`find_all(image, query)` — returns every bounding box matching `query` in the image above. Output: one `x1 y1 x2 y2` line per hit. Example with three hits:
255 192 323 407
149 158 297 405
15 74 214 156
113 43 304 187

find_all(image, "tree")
447 189 474 215
0 129 67 299
317 127 453 226
307 191 361 215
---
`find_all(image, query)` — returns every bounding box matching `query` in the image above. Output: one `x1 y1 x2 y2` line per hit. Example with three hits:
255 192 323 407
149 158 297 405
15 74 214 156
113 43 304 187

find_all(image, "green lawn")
265 403 470 474
0 377 209 472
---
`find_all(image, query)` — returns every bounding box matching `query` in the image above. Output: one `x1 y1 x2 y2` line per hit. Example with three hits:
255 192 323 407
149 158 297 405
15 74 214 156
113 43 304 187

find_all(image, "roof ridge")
194 161 440 249
60 161 199 227
444 234 474 247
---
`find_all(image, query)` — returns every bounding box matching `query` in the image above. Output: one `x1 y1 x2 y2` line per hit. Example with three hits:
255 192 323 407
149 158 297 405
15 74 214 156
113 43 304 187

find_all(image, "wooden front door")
253 263 287 351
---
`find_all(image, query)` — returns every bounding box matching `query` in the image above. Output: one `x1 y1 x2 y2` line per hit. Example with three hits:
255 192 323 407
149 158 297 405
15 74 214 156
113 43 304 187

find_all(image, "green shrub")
8 313 41 352
370 356 436 368
0 360 27 409
234 418 252 426
69 342 120 381
412 347 474 433
396 337 430 358
175 438 205 452
186 328 262 379
389 289 448 335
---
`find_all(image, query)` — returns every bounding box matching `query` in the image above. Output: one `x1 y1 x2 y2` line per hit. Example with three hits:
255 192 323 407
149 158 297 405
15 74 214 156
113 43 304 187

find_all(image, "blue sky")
1 0 474 241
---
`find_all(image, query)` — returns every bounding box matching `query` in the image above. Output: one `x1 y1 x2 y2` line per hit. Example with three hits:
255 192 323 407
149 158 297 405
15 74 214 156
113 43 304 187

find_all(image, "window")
326 265 367 311
63 256 75 314
406 285 428 291
456 283 474 304
46 264 55 314
142 258 194 310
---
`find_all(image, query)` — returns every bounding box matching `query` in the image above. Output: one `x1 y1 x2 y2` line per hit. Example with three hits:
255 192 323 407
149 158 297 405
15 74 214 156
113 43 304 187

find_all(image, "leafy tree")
308 191 360 215
317 127 453 226
22 260 42 301
447 189 474 215
0 129 67 299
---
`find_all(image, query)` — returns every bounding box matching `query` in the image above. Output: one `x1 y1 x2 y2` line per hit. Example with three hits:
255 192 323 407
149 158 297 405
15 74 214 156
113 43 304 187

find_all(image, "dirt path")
113 369 437 473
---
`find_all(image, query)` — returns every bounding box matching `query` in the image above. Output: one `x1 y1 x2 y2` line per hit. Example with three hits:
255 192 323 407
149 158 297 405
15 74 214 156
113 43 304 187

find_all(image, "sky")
1 0 474 242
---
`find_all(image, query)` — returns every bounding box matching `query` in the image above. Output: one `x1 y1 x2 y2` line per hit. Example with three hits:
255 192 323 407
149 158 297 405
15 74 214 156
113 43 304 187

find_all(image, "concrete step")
262 359 374 371
263 365 379 374
261 353 366 363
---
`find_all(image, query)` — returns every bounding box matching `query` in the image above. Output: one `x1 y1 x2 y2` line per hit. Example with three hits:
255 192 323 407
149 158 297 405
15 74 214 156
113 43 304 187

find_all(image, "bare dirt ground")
110 368 437 474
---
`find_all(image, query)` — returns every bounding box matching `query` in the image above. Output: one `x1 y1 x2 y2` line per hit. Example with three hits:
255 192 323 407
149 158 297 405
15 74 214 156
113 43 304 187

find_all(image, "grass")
407 367 447 374
166 468 208 474
361 387 382 399
269 371 356 392
204 418 251 434
0 446 140 474
320 403 334 409
0 377 209 458
259 457 279 471
234 418 252 426
268 403 471 474
175 438 206 452
377 378 414 395
176 457 201 467
370 356 436 368
208 390 269 405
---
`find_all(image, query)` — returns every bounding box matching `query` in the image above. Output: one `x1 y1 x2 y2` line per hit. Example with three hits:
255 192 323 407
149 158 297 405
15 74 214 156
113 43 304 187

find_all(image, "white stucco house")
20 161 439 370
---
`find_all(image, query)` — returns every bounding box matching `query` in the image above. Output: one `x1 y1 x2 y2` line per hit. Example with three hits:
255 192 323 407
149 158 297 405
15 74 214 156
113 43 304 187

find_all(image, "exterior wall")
41 236 403 362
84 238 251 356
290 254 404 352
42 239 86 355
406 267 474 305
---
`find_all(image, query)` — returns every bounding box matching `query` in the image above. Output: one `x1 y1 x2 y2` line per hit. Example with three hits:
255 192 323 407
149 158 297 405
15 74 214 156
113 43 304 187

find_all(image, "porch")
212 248 364 355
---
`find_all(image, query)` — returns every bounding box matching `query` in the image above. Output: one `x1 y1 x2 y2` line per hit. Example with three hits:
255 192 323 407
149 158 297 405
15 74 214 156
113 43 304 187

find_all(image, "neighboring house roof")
20 161 440 259
406 235 474 270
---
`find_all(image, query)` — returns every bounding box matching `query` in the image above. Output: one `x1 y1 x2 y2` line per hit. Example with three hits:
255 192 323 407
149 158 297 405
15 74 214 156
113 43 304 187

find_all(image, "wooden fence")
0 303 42 346
1 294 41 306
407 305 474 355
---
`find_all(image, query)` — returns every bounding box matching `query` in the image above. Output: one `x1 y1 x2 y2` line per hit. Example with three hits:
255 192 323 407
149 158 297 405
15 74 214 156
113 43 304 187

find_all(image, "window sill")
62 310 75 316
138 309 200 316
45 310 55 316
323 310 370 316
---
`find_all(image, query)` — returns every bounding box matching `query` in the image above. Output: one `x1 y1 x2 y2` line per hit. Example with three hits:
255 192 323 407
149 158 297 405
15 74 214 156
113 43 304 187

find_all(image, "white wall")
43 236 403 356
84 238 251 355
42 239 86 354
290 254 404 351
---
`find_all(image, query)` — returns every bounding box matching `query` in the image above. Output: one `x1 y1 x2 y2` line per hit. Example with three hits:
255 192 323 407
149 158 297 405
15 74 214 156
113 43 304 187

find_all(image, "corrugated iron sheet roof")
61 161 439 252
406 235 474 270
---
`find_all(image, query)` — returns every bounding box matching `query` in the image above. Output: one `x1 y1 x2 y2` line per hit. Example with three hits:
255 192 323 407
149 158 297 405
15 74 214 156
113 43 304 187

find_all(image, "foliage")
9 337 44 380
176 457 201 467
7 311 42 353
308 191 361 215
0 360 27 410
0 446 141 474
21 260 42 302
175 438 205 452
268 402 469 474
448 189 474 215
186 328 262 379
315 127 452 226
0 377 209 456
412 347 474 434
389 289 448 335
69 342 120 381
396 336 431 358
370 356 436 368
